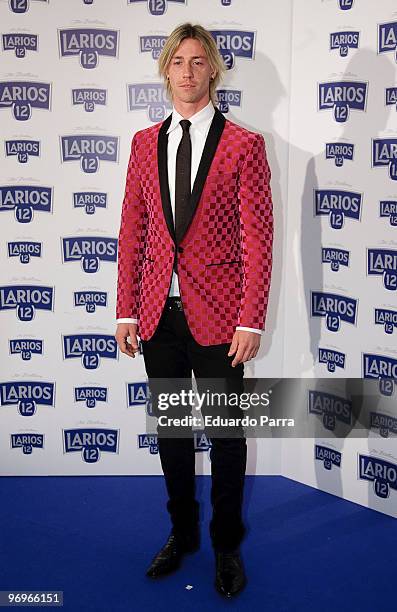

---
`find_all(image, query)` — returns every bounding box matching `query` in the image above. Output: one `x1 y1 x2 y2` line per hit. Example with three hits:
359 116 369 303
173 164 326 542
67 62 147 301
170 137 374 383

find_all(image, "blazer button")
178 246 184 253
171 245 175 252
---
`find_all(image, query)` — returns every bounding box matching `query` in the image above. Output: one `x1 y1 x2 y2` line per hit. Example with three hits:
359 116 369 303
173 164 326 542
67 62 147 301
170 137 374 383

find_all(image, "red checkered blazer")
116 107 273 346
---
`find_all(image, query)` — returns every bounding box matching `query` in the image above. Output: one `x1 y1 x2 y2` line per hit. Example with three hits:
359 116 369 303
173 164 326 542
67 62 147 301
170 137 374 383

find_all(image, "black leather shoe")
215 550 247 598
146 529 200 578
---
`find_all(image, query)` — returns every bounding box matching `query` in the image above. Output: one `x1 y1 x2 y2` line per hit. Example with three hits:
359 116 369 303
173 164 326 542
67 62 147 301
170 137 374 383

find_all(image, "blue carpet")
0 475 395 611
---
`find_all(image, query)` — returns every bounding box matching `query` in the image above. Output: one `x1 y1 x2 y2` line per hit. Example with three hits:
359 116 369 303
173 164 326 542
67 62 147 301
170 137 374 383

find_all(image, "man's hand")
228 330 260 367
115 323 140 358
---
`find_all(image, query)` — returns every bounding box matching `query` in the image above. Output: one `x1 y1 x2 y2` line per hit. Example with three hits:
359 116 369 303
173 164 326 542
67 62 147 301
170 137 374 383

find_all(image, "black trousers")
140 296 247 552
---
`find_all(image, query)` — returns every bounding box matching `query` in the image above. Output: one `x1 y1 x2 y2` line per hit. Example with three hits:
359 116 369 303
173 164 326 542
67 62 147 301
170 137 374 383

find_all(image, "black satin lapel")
179 107 226 242
157 112 175 243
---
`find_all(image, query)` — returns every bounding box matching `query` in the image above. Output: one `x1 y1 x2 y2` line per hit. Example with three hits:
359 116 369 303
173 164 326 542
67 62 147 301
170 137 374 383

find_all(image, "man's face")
167 37 214 106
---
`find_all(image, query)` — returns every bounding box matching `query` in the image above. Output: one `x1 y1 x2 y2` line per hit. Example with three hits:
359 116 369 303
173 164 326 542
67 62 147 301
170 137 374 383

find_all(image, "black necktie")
174 119 192 244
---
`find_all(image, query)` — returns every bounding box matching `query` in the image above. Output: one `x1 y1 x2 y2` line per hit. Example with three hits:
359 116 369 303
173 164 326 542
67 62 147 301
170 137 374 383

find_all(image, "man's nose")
182 64 194 78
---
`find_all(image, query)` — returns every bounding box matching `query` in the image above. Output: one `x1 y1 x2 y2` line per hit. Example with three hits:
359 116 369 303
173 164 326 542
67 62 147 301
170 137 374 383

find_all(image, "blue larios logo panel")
209 30 255 70
311 291 358 332
62 334 118 369
318 348 346 372
58 28 119 69
74 386 108 409
308 390 352 430
5 139 40 163
63 428 119 463
9 338 43 360
372 139 397 180
0 285 54 321
359 454 397 499
315 444 342 470
0 381 55 416
2 33 38 58
11 433 44 454
314 189 362 229
330 31 359 57
318 80 367 122
367 248 397 291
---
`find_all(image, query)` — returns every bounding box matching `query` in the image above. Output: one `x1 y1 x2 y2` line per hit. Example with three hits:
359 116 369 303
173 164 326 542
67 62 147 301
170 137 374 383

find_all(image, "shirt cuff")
235 326 262 335
116 318 138 324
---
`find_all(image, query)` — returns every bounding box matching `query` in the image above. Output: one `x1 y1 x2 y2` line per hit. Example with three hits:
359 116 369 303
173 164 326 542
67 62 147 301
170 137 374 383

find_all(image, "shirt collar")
167 100 215 135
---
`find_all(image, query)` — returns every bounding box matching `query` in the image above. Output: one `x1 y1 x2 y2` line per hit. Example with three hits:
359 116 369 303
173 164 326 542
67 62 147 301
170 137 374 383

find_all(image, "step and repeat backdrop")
1 0 396 519
283 0 397 518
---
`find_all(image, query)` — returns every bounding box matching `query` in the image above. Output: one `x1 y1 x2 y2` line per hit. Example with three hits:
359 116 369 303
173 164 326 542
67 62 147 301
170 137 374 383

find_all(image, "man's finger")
228 338 238 356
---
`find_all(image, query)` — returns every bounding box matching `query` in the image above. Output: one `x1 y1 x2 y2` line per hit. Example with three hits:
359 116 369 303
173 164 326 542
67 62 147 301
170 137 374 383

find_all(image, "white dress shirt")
117 100 262 336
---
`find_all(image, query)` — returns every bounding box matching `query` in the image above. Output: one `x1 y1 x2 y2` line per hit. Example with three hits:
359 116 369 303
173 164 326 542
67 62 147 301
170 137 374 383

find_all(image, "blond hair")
158 23 226 106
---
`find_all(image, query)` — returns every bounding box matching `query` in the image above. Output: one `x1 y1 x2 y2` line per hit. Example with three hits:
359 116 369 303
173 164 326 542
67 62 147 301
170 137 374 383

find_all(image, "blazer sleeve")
116 133 148 320
237 133 273 331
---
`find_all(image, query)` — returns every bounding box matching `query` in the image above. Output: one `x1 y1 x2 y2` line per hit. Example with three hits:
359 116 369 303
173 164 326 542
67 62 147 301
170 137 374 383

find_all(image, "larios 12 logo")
11 433 44 454
63 428 119 463
325 142 354 167
379 200 397 227
138 433 158 454
322 247 350 272
0 184 52 223
311 291 358 332
378 21 397 63
216 89 242 114
308 389 351 430
330 31 359 57
5 139 40 164
127 382 150 409
127 83 172 122
8 240 42 264
74 290 107 313
314 189 362 229
0 285 54 321
363 352 397 397
58 28 119 69
72 88 107 112
8 0 48 14
315 444 342 470
372 138 397 181
318 80 367 122
2 33 38 58
209 30 255 70
9 338 43 361
370 411 397 438
62 333 118 369
74 386 108 408
60 134 119 173
0 80 51 121
367 248 397 291
359 454 397 499
0 380 55 416
128 0 186 16
194 430 212 452
318 347 346 372
374 306 397 335
139 35 167 60
61 236 117 273
386 87 397 111
73 192 107 215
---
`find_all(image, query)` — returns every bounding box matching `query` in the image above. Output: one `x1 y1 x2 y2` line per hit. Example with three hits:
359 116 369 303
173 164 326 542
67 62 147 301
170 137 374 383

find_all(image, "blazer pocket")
205 259 241 267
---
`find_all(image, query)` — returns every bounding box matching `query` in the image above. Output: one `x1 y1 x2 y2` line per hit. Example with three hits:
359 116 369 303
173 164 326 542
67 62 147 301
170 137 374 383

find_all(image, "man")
115 23 273 598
